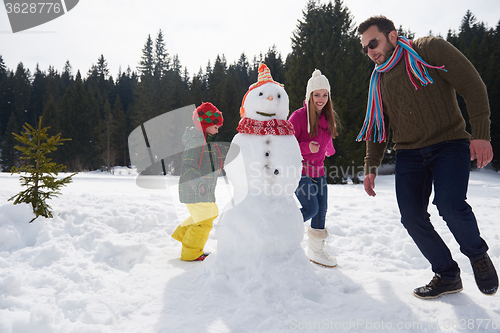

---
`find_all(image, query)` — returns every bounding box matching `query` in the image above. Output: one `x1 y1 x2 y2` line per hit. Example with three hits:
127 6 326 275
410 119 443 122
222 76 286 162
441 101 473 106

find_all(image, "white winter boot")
307 226 337 267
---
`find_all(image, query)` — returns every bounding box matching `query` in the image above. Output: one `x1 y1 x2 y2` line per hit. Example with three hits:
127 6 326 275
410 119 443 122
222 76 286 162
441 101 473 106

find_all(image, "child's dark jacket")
179 127 226 203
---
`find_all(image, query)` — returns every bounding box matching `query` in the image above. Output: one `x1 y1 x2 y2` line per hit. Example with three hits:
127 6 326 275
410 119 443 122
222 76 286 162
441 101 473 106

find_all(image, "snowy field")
0 168 499 333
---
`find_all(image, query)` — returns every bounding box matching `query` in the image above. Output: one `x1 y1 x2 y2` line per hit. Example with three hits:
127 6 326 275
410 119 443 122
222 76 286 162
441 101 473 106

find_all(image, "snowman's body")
215 68 304 260
228 133 301 199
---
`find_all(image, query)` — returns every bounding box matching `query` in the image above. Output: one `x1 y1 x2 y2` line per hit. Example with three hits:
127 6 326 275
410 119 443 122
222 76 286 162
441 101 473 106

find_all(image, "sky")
1 0 499 79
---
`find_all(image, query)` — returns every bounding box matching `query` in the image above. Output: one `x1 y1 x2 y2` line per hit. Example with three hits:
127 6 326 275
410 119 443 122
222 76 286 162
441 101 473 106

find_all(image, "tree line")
1 0 499 182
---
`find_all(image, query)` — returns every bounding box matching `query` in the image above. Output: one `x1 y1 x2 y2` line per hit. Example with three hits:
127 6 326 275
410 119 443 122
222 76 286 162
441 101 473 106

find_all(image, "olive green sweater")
364 36 491 174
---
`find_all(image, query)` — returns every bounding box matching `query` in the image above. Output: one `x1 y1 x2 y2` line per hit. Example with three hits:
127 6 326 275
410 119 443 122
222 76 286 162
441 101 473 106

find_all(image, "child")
289 69 340 267
171 102 224 261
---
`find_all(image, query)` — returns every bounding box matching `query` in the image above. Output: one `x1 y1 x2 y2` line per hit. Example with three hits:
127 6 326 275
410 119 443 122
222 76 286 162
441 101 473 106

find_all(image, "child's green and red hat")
192 102 223 133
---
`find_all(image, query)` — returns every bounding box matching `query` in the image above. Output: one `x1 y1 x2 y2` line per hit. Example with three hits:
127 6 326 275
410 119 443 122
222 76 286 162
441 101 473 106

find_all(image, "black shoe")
471 253 498 295
413 274 463 299
192 252 211 261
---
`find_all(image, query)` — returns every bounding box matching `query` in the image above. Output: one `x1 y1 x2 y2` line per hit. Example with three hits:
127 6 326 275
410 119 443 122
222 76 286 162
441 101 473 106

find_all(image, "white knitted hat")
305 69 331 133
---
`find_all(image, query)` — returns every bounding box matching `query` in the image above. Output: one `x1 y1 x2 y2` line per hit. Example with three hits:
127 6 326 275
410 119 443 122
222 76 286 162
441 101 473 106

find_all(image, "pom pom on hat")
305 69 331 133
240 63 284 118
193 102 223 133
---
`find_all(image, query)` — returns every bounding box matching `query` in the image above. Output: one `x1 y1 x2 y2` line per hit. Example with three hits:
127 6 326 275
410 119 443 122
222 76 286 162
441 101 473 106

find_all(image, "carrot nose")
268 96 274 101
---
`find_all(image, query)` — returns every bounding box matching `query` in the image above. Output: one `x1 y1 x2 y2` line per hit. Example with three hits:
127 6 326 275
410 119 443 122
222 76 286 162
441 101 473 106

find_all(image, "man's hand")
364 173 377 197
470 139 493 168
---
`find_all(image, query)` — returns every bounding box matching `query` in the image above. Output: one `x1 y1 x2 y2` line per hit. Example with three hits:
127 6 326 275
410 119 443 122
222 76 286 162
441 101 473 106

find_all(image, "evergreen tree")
96 54 110 79
131 73 157 127
1 112 19 171
171 54 182 73
163 63 188 111
29 65 47 126
0 55 5 80
116 66 137 114
204 60 212 86
86 55 113 109
154 30 170 78
138 35 154 77
115 67 137 156
156 54 187 115
0 55 10 138
112 95 127 166
84 85 101 169
206 55 227 107
235 53 251 90
264 45 286 85
44 66 65 107
182 67 190 93
12 62 32 129
41 94 60 134
217 66 242 142
99 99 115 170
9 117 75 223
62 60 74 88
188 72 205 106
132 34 164 127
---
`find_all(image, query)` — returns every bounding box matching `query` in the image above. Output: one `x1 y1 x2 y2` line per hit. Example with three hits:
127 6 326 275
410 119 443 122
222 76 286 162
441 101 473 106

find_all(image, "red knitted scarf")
237 117 295 136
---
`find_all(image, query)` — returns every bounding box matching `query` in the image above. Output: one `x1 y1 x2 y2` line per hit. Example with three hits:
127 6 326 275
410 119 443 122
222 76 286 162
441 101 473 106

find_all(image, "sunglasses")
361 32 388 54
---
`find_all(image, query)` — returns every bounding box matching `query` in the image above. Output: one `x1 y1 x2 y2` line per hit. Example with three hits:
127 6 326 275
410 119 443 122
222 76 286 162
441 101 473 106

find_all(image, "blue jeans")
395 139 488 279
295 175 328 229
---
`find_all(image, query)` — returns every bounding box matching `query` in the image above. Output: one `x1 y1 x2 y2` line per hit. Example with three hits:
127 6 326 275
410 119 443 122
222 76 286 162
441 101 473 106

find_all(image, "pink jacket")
288 104 335 177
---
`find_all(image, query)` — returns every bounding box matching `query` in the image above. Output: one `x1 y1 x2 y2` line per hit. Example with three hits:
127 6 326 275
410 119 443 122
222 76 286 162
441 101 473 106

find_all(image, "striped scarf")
357 36 447 143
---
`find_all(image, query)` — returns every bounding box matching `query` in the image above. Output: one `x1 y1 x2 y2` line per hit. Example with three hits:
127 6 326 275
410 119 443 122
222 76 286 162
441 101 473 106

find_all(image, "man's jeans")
295 175 328 229
395 139 488 279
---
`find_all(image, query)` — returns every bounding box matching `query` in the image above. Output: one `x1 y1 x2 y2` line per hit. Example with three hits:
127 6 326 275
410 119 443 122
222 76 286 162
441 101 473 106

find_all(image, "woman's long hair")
307 93 340 138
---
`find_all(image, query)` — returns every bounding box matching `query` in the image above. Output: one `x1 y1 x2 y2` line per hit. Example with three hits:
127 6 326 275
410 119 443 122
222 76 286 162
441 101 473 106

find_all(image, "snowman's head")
240 63 289 121
241 82 289 121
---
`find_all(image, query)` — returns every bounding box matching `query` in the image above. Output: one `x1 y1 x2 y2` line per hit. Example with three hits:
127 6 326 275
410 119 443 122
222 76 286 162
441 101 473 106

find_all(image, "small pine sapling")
9 117 77 223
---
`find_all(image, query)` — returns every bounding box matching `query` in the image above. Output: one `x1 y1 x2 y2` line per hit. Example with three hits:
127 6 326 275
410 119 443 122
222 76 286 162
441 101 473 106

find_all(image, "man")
357 16 498 299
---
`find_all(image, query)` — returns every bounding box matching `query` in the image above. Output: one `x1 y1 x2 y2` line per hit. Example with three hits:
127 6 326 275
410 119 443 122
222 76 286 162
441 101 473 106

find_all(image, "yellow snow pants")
171 202 218 261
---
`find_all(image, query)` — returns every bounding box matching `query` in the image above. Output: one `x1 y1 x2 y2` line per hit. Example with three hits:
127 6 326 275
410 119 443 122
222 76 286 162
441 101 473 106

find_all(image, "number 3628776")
5 2 62 14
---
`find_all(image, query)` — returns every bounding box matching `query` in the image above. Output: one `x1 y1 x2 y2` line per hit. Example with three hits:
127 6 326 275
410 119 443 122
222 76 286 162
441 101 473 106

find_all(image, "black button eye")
259 92 263 96
277 94 281 98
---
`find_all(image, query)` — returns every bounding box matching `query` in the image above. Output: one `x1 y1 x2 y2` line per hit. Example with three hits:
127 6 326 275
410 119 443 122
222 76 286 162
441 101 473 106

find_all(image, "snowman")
213 64 304 264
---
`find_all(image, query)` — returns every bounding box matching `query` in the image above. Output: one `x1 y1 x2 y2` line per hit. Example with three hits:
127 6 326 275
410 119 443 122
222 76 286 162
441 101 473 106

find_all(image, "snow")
0 168 499 332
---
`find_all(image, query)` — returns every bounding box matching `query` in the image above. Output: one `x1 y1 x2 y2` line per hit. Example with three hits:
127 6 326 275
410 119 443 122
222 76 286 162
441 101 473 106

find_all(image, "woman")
289 69 340 267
